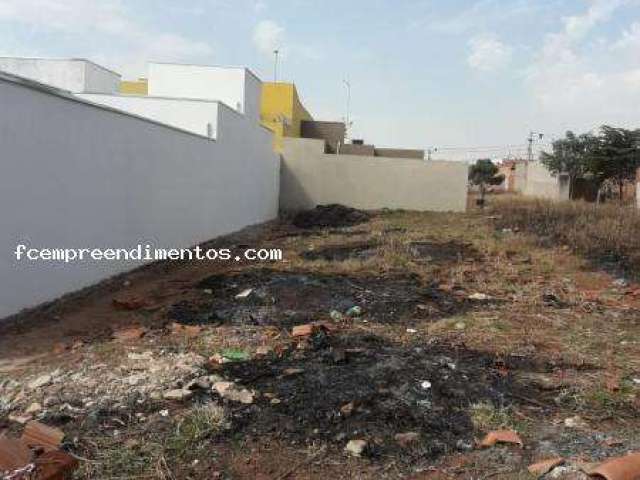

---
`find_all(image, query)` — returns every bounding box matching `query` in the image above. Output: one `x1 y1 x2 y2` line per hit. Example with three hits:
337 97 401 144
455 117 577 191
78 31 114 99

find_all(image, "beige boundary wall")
280 138 468 212
515 161 570 201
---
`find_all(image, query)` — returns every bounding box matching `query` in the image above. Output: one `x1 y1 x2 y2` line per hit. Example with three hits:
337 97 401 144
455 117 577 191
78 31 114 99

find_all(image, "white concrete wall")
243 71 262 122
148 63 259 120
513 162 526 193
281 138 468 212
522 162 569 200
0 75 279 318
0 57 120 93
82 62 122 93
77 94 220 139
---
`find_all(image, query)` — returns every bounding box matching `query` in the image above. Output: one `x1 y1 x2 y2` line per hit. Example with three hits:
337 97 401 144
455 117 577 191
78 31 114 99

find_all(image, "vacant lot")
1 202 640 479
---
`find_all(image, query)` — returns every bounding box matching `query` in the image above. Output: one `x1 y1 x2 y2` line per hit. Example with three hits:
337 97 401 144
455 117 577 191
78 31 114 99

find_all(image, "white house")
0 57 120 94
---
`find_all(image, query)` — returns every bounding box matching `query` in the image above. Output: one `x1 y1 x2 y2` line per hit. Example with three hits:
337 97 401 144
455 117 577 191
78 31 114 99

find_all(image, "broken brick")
112 326 147 342
21 421 65 451
0 437 32 471
170 322 202 337
291 322 333 337
34 450 78 480
291 324 315 337
527 457 564 476
590 452 640 480
479 430 523 448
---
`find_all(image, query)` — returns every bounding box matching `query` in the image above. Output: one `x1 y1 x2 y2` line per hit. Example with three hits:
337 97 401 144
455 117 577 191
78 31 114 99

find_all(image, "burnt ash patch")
168 270 469 328
219 334 550 463
292 204 371 229
301 241 378 262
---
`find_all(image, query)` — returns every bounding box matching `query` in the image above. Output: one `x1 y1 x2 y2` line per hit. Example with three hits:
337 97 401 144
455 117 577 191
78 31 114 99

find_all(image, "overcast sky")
1 0 640 160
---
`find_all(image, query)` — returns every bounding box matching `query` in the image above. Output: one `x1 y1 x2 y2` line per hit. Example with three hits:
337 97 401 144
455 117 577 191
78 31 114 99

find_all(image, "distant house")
260 82 313 151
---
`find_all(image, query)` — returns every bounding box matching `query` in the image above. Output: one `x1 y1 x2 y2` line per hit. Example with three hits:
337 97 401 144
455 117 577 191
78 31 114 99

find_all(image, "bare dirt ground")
1 204 640 479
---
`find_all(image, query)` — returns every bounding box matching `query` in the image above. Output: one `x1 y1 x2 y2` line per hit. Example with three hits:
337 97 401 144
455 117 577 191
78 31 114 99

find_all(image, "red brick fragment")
528 457 564 476
0 437 32 471
291 324 315 337
21 421 65 452
34 450 78 480
112 326 147 342
170 322 202 337
590 452 640 480
291 322 334 337
479 430 523 448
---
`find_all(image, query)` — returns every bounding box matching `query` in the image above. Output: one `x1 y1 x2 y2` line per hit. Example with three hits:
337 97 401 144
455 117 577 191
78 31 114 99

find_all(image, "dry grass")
492 197 640 274
76 404 228 479
7 207 640 479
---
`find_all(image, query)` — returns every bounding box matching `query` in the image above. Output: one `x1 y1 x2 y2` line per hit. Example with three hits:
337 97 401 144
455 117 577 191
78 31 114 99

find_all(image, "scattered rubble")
564 416 589 429
162 388 194 401
0 421 76 480
213 382 254 404
28 375 53 390
235 288 253 300
468 293 492 301
345 439 368 457
188 269 461 330
5 209 640 478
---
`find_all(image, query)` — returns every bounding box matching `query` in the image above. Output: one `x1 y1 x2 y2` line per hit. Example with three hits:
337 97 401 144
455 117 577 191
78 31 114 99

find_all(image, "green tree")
589 125 640 202
469 159 505 206
540 131 595 198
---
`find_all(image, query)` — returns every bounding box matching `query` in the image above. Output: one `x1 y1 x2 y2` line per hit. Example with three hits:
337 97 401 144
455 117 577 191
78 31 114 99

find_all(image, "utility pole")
527 131 544 162
343 79 352 140
273 49 279 82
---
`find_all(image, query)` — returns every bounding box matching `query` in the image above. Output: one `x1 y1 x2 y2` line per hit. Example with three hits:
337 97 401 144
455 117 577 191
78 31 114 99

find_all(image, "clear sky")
1 0 639 160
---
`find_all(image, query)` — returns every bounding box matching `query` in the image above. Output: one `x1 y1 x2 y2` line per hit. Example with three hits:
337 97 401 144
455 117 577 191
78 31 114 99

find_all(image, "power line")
436 144 529 151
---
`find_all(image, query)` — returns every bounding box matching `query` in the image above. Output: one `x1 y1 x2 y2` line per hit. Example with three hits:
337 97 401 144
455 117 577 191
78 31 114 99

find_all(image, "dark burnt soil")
218 333 552 465
408 240 480 263
292 204 371 229
169 269 475 328
301 241 378 262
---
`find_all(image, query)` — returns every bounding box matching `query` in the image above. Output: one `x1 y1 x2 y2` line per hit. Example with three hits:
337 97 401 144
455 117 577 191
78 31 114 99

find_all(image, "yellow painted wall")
261 82 312 151
120 78 148 95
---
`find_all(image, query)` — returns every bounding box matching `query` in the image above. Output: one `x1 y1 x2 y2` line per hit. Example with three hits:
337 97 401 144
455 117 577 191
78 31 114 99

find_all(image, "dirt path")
1 209 639 479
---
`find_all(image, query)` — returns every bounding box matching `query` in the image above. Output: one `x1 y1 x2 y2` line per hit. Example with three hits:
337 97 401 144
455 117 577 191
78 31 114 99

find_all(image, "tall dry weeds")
493 197 640 273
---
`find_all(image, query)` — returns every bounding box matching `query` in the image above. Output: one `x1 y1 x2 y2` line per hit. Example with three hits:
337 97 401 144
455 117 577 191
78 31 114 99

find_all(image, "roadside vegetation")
493 196 640 275
541 125 640 201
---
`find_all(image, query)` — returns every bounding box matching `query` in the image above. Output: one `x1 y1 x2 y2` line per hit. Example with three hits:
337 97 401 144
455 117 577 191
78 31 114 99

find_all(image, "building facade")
260 82 313 151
